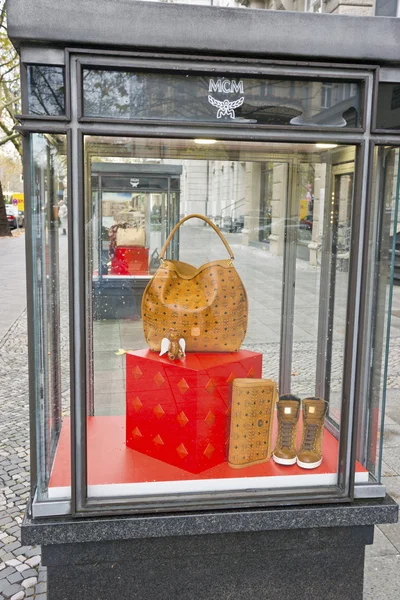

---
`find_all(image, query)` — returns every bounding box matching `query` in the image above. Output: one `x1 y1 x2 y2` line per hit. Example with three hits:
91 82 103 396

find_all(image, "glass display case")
89 161 182 319
19 52 400 518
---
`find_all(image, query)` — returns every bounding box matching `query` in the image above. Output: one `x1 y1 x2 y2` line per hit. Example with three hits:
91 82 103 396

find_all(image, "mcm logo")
130 178 140 188
208 78 245 120
209 79 244 94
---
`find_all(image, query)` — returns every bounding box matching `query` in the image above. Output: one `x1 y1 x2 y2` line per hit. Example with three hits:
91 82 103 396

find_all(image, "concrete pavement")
0 234 26 341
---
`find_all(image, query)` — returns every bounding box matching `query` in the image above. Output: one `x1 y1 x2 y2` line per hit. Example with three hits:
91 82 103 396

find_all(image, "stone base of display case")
22 497 398 600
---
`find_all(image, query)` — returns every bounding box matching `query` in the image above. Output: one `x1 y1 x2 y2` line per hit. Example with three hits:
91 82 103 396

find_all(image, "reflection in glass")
376 83 400 130
30 133 69 500
88 164 182 322
83 69 361 128
27 65 65 116
361 148 400 479
321 166 354 430
120 0 278 6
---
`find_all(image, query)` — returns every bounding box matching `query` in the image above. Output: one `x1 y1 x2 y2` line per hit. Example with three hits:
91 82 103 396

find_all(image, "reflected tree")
28 66 65 115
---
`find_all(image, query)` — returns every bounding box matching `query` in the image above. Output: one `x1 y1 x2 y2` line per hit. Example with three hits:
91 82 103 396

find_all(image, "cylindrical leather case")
228 378 277 469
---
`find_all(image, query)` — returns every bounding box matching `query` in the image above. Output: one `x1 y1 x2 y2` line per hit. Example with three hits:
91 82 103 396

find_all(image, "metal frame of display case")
11 4 400 519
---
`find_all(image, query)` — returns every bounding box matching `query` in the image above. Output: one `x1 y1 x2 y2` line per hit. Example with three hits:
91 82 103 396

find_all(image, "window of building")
321 83 333 109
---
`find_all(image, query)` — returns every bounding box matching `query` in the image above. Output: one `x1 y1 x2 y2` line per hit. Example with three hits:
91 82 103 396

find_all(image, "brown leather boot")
297 398 328 469
272 395 300 466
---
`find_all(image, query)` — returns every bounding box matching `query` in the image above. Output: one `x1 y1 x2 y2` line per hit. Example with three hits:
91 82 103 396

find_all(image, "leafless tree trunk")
0 179 11 237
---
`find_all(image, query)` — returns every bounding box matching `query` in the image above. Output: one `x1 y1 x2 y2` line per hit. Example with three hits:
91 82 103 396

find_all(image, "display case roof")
7 0 400 66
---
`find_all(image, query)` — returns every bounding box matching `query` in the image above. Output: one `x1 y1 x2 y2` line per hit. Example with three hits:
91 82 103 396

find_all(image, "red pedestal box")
111 246 149 275
126 349 263 474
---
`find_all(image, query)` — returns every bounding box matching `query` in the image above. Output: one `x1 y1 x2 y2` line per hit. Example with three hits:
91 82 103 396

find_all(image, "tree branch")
0 131 19 146
0 62 19 81
0 121 21 156
0 2 6 32
0 55 17 70
0 95 21 111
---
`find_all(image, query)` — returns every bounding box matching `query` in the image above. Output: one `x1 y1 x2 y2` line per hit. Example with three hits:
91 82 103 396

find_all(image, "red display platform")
111 246 149 275
48 416 368 499
126 349 263 473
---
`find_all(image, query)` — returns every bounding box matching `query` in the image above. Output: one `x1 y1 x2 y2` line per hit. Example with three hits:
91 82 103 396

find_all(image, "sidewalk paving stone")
22 577 38 589
7 572 23 585
11 592 26 600
1 582 24 599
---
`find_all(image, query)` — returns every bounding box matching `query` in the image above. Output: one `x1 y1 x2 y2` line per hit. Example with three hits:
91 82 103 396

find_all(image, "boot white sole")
272 454 297 466
297 458 322 469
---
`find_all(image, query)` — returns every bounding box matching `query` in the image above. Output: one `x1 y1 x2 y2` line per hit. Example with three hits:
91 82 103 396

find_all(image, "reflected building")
127 0 379 17
147 145 355 267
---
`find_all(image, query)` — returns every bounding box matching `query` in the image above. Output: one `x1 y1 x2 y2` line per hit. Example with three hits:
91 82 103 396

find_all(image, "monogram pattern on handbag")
229 378 278 468
141 214 248 354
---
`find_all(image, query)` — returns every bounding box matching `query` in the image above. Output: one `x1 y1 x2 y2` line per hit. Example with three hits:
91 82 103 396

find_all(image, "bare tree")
0 0 21 237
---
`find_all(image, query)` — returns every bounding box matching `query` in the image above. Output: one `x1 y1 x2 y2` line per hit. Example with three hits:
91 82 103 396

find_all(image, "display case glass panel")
29 133 70 501
68 136 364 501
34 137 399 507
82 69 361 128
360 147 400 479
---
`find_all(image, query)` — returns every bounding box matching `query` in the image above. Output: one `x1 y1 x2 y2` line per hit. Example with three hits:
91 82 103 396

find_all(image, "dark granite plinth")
22 496 398 600
22 495 398 546
43 526 371 600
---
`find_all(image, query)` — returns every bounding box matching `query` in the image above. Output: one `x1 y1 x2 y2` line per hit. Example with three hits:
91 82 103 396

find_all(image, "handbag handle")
160 214 235 260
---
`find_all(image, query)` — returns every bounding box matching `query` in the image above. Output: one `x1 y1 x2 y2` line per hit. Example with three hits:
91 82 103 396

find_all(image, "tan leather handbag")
116 227 145 247
142 214 248 355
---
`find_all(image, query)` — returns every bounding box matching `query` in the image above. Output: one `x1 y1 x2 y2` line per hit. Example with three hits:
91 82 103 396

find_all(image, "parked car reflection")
6 205 24 229
300 215 313 231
